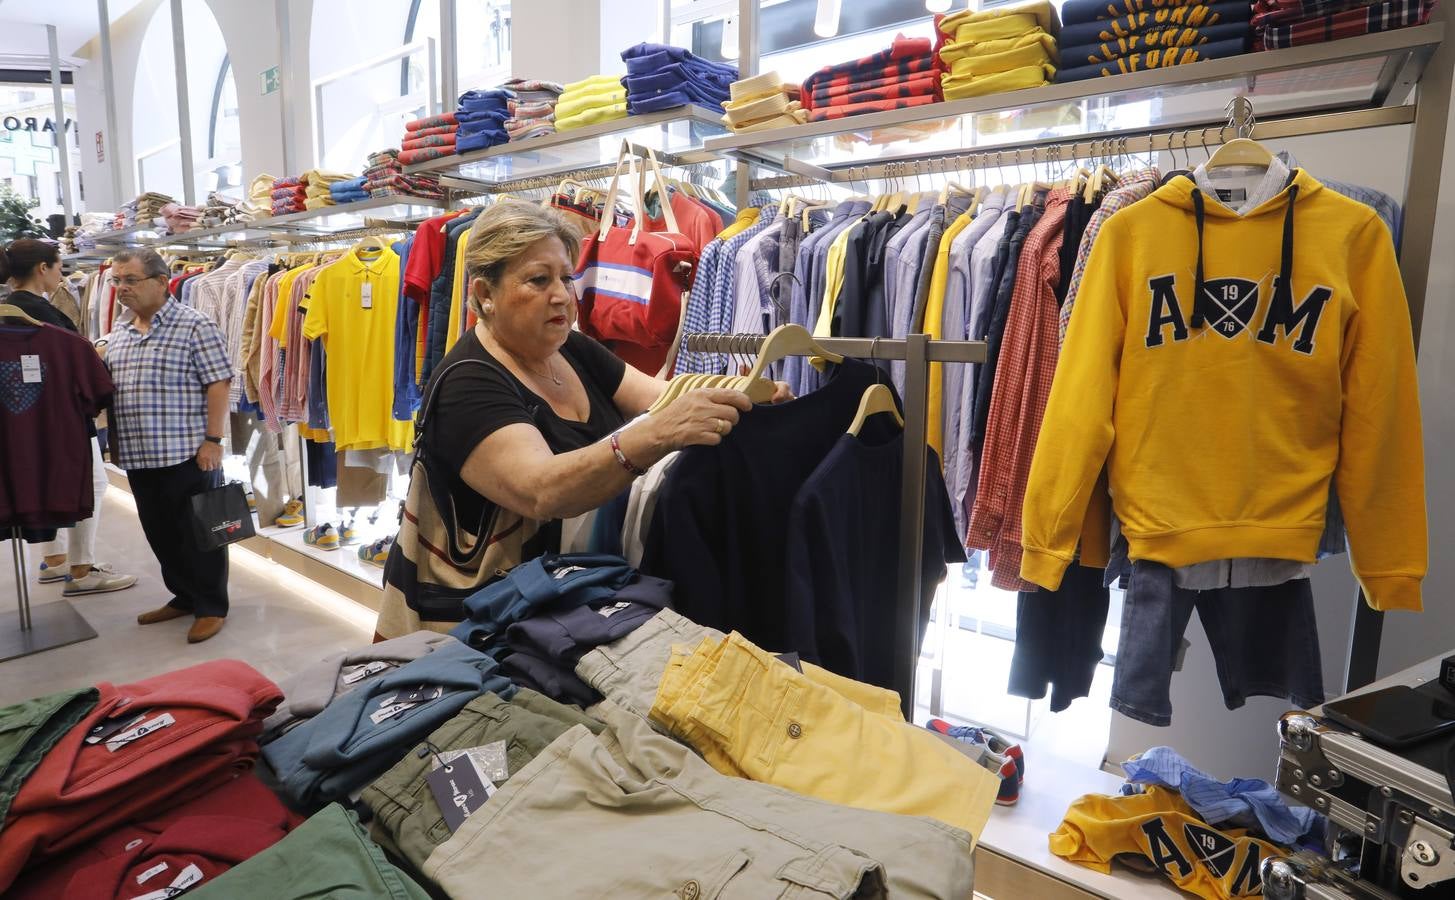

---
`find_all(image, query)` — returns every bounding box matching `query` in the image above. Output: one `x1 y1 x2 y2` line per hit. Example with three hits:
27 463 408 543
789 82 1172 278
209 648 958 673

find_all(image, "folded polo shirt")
0 660 282 892
948 40 1058 77
562 73 624 94
1062 0 1216 26
0 687 97 830
722 92 798 127
802 53 938 111
263 631 455 743
9 774 300 900
190 803 430 900
810 67 940 105
940 29 1059 69
807 93 939 121
456 130 508 153
730 112 809 133
262 637 513 812
940 0 1062 35
730 70 787 100
1060 2 1250 45
1055 35 1246 80
942 62 1057 98
450 552 638 650
556 85 629 121
814 74 940 109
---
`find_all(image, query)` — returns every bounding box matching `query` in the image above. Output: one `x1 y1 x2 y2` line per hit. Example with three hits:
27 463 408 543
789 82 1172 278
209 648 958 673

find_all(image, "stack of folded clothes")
119 192 174 229
364 149 445 200
1057 0 1251 81
799 34 939 122
198 191 244 227
504 78 564 141
1252 0 1430 49
398 110 459 168
556 74 627 131
454 88 512 155
719 71 806 132
238 173 276 221
621 42 738 115
271 176 306 216
937 1 1061 98
159 201 202 234
74 213 112 250
329 175 369 204
302 169 354 209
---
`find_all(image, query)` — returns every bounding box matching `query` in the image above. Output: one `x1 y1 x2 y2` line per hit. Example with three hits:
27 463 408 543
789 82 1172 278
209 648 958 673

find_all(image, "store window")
308 0 512 173
0 84 83 219
131 0 241 202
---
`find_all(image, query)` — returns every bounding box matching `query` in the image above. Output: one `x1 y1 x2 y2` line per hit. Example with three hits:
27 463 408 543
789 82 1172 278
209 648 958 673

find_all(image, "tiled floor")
0 489 374 707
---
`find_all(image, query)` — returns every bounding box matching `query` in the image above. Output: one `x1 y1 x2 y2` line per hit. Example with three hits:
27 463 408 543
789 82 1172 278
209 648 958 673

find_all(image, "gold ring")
715 418 726 435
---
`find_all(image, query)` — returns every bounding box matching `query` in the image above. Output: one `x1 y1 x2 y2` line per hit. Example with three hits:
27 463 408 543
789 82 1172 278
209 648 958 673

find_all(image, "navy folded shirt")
1056 35 1248 81
1060 22 1249 67
1059 2 1250 46
1061 0 1227 26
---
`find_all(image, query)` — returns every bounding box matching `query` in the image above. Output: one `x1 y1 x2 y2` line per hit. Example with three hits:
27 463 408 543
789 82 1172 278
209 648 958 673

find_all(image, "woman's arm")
460 387 752 521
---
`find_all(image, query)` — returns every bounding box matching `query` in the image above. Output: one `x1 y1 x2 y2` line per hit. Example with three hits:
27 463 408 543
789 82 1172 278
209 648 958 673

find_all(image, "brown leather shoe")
187 617 226 643
137 605 190 625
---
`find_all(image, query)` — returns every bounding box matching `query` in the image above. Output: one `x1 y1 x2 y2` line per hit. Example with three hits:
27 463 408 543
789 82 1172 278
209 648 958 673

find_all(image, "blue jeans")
1110 561 1324 726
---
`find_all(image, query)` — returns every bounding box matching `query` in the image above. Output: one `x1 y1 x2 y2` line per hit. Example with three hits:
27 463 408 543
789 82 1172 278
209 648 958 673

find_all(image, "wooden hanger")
846 383 904 436
0 303 44 326
745 324 843 383
1205 136 1273 170
353 235 390 254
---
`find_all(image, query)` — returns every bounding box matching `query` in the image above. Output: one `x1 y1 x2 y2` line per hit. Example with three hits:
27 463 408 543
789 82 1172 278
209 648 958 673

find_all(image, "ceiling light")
926 0 954 11
814 0 842 37
721 16 740 59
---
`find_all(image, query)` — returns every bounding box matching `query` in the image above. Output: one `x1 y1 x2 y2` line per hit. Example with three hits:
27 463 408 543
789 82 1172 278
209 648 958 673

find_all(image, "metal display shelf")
91 223 161 247
707 25 1443 179
402 105 730 191
250 195 447 234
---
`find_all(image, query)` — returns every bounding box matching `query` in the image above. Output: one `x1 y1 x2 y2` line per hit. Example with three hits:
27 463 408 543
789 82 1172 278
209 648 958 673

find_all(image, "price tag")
426 755 496 833
434 740 510 784
136 861 169 885
106 712 175 752
20 354 41 383
341 660 392 685
361 283 373 309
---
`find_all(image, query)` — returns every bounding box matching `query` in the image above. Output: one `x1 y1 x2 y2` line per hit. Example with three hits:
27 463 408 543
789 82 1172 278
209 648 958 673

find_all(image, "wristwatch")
204 435 223 444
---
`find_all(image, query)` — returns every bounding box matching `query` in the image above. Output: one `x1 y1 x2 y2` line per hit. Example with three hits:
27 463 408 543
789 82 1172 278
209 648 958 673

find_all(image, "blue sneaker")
927 719 1023 805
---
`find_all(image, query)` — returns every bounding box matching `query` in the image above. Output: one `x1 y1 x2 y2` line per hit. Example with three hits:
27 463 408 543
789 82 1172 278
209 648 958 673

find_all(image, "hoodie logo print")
1201 279 1259 339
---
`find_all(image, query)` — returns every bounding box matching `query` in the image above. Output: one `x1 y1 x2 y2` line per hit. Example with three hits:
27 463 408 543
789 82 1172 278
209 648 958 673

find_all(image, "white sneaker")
62 563 138 596
37 562 68 584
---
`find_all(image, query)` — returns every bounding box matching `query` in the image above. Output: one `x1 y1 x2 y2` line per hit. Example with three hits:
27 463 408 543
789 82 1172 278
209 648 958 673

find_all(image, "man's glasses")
111 275 162 287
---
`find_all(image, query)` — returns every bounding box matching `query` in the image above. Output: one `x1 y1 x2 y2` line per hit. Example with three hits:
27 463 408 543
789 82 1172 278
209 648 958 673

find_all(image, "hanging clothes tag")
341 660 392 685
370 701 419 724
136 861 169 885
434 740 510 784
426 755 496 833
596 601 633 618
20 355 41 383
397 684 444 705
86 711 148 745
361 282 373 309
106 712 175 752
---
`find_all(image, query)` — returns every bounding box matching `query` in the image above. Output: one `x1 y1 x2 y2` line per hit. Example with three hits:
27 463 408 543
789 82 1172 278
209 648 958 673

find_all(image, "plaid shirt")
107 298 234 470
808 94 939 122
801 36 935 110
1253 0 1368 25
1256 0 1430 47
966 189 1072 591
1059 169 1161 346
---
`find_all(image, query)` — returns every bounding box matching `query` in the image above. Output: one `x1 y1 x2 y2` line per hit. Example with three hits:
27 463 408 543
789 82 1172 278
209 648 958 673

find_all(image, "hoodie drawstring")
1190 188 1208 328
1189 178 1299 330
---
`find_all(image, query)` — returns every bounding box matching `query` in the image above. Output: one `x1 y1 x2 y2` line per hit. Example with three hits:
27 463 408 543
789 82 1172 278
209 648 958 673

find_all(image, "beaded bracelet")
610 430 647 477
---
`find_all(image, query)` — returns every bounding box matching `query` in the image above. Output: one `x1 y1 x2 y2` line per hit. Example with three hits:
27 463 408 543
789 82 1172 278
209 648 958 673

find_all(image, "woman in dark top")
1 238 137 596
377 201 789 637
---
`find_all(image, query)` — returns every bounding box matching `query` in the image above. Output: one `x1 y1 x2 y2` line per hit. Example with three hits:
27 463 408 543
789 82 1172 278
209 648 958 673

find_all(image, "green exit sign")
261 66 280 96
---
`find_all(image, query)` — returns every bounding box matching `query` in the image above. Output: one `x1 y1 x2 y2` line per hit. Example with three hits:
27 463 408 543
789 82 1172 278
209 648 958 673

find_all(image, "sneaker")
359 536 393 567
62 563 138 596
304 523 340 551
38 561 69 584
275 499 305 528
927 719 1024 805
339 524 360 546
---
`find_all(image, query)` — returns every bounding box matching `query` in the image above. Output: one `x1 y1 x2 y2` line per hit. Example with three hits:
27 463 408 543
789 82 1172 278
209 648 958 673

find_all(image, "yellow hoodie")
1021 169 1425 611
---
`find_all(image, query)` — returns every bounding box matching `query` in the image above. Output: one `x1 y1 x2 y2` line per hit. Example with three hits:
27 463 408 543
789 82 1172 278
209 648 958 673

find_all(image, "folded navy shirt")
1058 2 1250 46
1060 22 1249 67
621 42 739 79
456 130 508 153
1062 0 1225 26
1056 35 1248 81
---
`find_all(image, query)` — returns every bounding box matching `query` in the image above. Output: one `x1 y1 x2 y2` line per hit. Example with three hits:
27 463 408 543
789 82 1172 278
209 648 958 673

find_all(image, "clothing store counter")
976 750 1185 899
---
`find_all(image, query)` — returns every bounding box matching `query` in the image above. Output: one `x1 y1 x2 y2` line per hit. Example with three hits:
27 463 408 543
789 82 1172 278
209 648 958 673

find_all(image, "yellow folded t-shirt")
556 102 628 132
555 86 628 121
562 73 623 94
940 0 1060 36
940 29 1059 66
949 40 1057 78
941 63 1056 100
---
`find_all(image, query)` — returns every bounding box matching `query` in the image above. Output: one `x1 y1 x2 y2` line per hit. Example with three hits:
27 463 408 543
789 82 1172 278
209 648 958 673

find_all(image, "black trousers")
128 460 229 618
1007 563 1109 712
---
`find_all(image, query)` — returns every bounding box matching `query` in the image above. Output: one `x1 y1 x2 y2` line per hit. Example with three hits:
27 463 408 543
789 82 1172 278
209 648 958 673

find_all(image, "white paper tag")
20 354 41 383
597 601 632 618
361 283 373 309
136 861 169 885
370 701 418 724
133 864 202 900
106 712 175 752
341 660 391 685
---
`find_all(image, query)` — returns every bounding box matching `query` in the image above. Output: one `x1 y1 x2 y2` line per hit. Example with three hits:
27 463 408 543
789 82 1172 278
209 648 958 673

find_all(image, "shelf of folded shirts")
707 25 1442 180
61 251 115 264
248 195 448 235
401 105 730 192
150 223 277 250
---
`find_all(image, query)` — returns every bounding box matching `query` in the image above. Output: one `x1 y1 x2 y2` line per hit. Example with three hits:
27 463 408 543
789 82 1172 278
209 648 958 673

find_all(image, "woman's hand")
644 387 752 451
770 381 795 404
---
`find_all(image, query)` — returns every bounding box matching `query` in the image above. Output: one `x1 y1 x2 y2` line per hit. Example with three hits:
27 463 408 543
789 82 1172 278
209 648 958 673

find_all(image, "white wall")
513 0 602 84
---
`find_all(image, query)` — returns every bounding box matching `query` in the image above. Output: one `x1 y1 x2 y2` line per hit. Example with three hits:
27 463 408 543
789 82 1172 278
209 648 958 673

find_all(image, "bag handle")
594 141 636 243
630 146 680 245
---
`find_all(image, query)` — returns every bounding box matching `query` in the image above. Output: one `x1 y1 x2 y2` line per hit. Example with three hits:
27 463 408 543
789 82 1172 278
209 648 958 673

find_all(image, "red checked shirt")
967 189 1072 591
1255 0 1430 47
801 35 936 111
808 94 941 122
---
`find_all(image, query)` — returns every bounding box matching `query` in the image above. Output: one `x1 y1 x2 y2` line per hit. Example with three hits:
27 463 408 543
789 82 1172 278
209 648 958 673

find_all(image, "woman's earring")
484 302 494 314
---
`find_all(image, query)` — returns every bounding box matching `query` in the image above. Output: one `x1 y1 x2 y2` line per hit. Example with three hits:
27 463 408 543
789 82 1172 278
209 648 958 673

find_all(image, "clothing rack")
682 331 986 718
1 527 98 662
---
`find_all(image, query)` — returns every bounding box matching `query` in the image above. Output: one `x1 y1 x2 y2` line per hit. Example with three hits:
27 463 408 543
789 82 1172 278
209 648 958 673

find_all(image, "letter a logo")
1145 275 1188 348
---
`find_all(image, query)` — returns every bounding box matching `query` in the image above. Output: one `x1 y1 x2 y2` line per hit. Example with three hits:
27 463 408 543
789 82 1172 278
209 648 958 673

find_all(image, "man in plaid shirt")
106 248 234 644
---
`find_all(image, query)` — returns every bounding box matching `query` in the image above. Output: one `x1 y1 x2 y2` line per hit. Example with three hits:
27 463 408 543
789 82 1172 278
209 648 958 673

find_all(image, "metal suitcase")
1263 654 1455 900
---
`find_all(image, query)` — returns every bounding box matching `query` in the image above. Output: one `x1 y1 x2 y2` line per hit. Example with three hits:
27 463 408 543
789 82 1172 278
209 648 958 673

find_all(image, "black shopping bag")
189 482 256 551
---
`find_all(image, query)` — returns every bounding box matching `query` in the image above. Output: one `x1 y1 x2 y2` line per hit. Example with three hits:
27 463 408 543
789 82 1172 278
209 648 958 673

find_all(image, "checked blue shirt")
107 298 234 470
